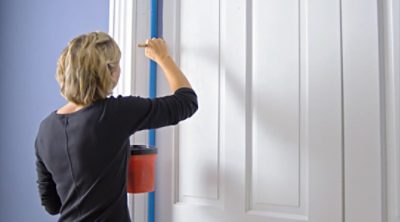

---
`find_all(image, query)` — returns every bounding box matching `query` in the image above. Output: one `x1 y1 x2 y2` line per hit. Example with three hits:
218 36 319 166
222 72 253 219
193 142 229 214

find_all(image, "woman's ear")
110 65 121 87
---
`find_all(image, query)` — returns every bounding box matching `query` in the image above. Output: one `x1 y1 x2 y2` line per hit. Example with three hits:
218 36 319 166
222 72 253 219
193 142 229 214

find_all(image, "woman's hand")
139 38 192 92
144 38 170 64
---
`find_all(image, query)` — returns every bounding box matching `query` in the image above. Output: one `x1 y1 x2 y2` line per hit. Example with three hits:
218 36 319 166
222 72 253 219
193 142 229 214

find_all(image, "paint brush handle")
137 43 148 48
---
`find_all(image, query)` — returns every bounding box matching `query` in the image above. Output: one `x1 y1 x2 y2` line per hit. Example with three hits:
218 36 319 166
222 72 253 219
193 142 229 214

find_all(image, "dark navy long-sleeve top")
35 88 198 222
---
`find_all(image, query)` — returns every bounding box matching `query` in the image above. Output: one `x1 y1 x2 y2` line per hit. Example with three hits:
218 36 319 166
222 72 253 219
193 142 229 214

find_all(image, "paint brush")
137 43 148 48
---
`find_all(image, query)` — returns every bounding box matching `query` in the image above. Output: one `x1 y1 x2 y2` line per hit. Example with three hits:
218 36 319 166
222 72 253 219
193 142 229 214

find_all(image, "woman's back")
36 90 197 221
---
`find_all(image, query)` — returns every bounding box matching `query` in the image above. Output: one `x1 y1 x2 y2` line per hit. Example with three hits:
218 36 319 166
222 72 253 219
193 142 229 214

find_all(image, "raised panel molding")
246 0 306 219
173 0 223 206
246 0 344 221
250 0 301 208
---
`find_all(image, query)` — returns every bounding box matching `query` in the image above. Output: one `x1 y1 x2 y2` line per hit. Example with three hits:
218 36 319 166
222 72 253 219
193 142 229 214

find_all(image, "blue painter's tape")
150 0 158 38
148 0 159 222
148 191 155 222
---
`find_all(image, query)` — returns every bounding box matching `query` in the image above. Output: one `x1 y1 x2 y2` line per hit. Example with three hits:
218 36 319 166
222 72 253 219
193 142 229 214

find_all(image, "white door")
158 0 345 221
156 0 400 222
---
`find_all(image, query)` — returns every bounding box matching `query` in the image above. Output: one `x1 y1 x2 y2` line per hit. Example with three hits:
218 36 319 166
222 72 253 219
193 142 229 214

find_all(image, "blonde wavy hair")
56 32 121 106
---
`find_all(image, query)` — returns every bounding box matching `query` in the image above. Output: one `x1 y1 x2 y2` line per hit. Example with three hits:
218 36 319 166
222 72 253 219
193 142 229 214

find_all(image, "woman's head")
56 32 121 106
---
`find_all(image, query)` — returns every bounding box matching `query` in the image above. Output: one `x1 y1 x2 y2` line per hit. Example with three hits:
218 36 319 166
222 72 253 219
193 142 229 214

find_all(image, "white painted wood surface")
382 0 400 222
341 0 384 221
306 0 343 221
109 0 400 221
163 0 345 221
178 0 221 204
251 0 300 208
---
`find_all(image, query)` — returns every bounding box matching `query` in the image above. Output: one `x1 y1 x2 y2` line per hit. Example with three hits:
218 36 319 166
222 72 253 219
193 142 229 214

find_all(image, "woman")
35 32 197 221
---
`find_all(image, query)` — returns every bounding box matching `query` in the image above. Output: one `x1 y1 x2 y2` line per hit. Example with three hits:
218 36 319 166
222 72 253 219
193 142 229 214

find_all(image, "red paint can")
127 145 158 194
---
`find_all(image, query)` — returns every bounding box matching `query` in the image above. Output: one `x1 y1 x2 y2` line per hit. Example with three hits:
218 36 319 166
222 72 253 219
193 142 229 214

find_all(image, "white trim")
170 0 181 205
382 0 400 221
109 0 136 96
341 0 385 220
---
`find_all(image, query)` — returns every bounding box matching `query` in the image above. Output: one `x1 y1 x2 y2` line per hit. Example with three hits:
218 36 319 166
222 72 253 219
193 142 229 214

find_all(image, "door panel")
177 0 222 205
251 0 301 208
167 0 344 222
170 0 226 220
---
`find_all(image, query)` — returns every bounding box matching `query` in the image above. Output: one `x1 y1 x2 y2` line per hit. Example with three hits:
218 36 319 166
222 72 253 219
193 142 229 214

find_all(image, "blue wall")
0 0 109 221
